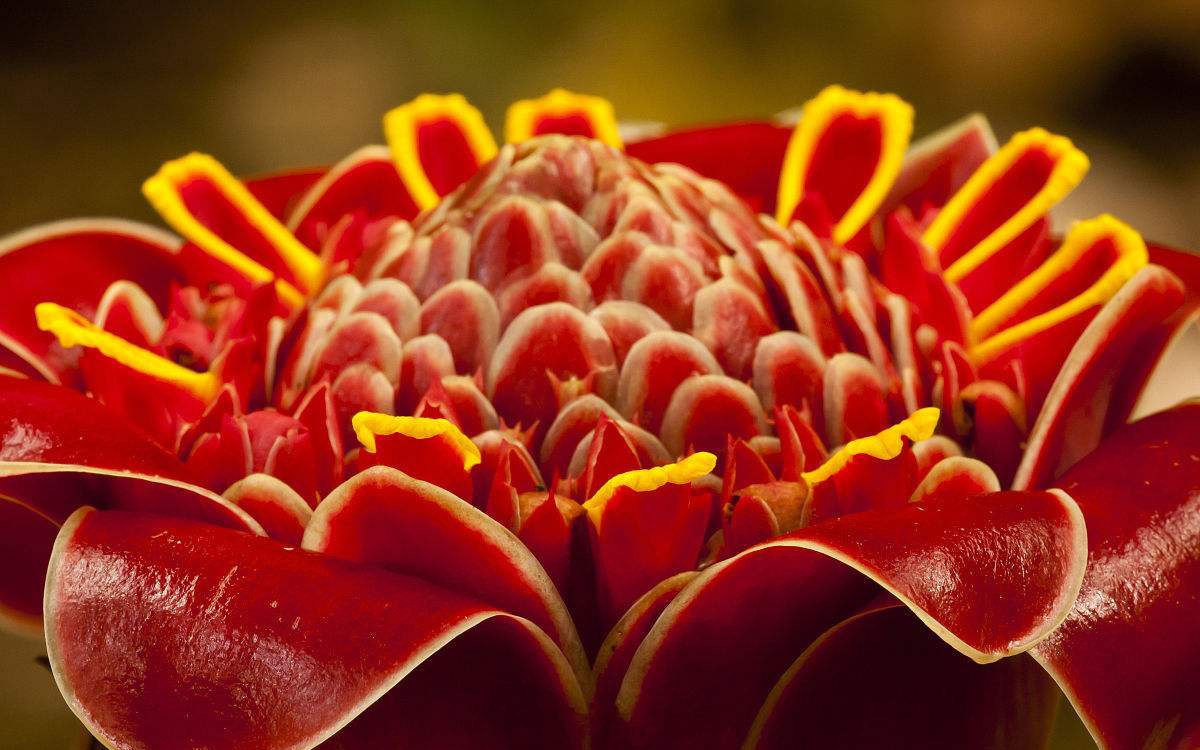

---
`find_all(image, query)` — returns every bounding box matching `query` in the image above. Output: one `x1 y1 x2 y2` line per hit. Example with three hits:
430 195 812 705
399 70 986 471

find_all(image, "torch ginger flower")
0 85 1198 749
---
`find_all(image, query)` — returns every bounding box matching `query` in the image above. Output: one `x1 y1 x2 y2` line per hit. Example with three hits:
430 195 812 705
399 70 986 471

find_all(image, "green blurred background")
2 1 1199 746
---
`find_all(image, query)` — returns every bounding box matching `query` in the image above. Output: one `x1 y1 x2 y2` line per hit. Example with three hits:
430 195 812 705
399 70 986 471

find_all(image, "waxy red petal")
746 601 1058 750
304 466 589 686
659 374 768 458
222 473 311 545
1012 265 1185 489
1034 404 1200 749
0 219 183 384
614 489 1086 748
0 375 258 532
881 113 997 216
47 508 586 750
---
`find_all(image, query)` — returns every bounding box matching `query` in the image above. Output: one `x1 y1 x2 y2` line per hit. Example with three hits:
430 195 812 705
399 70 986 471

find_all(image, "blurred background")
2 1 1199 746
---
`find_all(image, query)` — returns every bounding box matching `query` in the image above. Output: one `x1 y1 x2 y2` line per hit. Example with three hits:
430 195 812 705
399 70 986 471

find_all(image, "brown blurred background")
2 1 1199 746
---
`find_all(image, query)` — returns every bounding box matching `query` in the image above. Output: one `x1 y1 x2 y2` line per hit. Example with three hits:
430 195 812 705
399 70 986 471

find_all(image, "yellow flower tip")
776 85 913 243
35 302 219 401
583 451 717 526
504 88 623 149
969 214 1148 366
142 152 321 304
382 93 499 210
926 126 1090 283
802 407 940 486
350 411 481 471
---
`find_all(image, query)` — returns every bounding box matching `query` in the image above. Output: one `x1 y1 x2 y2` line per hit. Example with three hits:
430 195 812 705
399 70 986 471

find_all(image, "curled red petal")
47 508 586 750
0 375 257 532
303 466 589 688
222 473 311 545
0 498 58 636
746 600 1058 750
591 571 697 750
1034 403 1200 749
0 219 183 384
1012 265 1185 489
614 489 1086 748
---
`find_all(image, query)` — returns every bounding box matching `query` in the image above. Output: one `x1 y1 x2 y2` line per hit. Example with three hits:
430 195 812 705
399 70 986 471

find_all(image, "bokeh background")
2 1 1199 746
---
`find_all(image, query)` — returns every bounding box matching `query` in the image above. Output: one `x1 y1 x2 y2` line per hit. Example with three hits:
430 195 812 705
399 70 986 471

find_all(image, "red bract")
1 85 1198 749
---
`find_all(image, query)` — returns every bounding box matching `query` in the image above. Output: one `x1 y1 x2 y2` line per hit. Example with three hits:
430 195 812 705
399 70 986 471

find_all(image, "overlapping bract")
0 85 1198 749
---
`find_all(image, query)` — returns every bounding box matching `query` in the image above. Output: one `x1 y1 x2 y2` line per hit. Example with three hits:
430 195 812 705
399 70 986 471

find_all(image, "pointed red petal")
1012 265 1185 489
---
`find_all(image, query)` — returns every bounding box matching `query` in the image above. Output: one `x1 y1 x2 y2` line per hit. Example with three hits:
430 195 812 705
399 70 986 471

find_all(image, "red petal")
909 456 1000 503
47 508 585 749
588 300 670 367
418 279 499 376
822 352 887 445
0 375 257 531
470 196 558 291
591 572 697 749
0 499 58 636
693 278 777 379
222 473 311 544
626 122 792 214
615 489 1086 748
0 219 183 384
1012 265 1185 489
747 601 1058 749
487 302 617 445
496 262 593 327
579 417 645 500
287 145 417 252
439 375 500 436
540 394 621 482
304 466 589 685
1036 404 1200 749
394 333 455 414
619 245 707 330
882 113 997 216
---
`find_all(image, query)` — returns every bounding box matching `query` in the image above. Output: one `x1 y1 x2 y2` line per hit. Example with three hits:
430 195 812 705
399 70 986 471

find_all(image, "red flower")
0 86 1198 749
